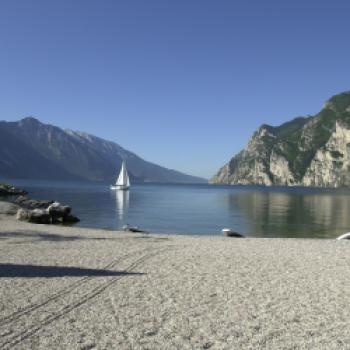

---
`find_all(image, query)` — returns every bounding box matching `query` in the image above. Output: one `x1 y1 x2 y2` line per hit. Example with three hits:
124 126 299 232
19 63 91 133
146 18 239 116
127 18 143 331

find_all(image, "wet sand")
1 202 350 349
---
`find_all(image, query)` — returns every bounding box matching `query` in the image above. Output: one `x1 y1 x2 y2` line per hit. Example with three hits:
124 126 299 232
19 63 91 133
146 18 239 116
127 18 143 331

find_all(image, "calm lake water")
6 179 350 238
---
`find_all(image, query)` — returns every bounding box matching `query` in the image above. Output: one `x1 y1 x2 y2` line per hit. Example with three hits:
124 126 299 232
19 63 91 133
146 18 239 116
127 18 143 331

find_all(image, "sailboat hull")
110 185 129 190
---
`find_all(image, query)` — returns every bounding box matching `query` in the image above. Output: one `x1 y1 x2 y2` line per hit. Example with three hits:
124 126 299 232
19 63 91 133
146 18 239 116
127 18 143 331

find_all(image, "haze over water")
7 180 350 239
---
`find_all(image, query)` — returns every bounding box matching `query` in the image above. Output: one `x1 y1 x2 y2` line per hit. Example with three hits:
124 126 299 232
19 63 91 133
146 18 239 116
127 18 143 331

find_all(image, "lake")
6 179 350 238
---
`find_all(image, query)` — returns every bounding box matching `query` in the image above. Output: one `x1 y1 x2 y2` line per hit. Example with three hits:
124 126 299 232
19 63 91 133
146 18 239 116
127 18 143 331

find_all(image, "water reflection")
114 190 129 222
227 190 350 238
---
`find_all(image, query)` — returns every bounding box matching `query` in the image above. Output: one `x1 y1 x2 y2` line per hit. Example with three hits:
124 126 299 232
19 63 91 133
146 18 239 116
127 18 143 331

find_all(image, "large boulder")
47 202 71 221
17 208 52 224
63 214 80 223
16 208 52 224
28 209 52 224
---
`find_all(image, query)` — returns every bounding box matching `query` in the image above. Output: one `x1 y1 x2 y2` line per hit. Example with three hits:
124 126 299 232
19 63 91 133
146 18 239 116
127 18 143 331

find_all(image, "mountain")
211 91 350 188
0 117 206 183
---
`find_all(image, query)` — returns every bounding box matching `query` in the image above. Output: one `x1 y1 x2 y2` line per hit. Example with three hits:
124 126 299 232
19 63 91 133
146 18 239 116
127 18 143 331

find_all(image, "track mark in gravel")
0 247 148 327
0 246 172 350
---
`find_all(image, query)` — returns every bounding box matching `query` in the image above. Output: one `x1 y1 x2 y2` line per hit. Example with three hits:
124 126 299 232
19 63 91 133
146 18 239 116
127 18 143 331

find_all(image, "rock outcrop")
211 91 350 188
15 197 80 224
302 122 350 187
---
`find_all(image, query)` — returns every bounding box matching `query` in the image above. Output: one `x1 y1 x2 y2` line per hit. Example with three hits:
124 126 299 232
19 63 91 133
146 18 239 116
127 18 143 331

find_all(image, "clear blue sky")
1 0 350 179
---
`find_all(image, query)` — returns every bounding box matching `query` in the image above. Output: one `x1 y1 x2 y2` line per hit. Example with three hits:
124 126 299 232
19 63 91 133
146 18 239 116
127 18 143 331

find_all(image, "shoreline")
1 205 339 240
3 181 350 239
1 206 350 349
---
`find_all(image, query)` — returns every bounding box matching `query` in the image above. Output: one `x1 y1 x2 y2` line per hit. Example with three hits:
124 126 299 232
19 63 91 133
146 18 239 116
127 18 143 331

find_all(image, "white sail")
115 162 130 187
110 161 130 190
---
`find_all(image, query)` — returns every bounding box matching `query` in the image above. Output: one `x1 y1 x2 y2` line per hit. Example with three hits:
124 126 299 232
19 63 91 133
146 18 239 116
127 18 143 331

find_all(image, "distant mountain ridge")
211 91 350 188
0 117 205 183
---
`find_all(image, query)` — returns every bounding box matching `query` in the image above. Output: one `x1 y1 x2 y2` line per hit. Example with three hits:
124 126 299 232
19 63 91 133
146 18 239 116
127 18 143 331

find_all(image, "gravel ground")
1 202 350 349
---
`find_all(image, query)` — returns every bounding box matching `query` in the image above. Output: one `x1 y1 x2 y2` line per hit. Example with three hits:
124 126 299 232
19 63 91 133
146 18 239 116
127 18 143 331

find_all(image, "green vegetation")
273 93 350 180
327 91 350 111
274 116 311 138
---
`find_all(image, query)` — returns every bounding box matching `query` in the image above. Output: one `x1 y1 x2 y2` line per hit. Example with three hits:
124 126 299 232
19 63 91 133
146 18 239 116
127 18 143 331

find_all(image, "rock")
123 224 149 233
16 208 30 221
47 201 61 209
28 199 54 209
15 196 79 225
144 329 157 337
28 209 52 224
222 228 244 237
17 208 52 224
48 203 71 218
63 214 80 223
47 202 74 223
15 196 28 204
16 208 79 224
302 122 350 187
15 196 54 209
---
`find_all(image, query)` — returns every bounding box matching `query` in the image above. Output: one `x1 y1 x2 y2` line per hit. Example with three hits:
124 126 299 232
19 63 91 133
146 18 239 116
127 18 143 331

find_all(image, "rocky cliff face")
211 91 350 188
302 122 350 187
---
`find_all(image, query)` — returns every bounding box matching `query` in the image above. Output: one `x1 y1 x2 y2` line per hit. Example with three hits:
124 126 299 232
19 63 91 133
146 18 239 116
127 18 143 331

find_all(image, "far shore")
1 202 350 349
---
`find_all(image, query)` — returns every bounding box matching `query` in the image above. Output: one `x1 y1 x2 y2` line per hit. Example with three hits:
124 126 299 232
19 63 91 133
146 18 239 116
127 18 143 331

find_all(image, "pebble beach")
1 202 350 349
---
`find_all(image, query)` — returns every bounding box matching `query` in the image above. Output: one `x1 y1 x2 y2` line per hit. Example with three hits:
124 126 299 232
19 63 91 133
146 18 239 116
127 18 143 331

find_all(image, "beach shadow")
0 263 144 278
0 231 117 243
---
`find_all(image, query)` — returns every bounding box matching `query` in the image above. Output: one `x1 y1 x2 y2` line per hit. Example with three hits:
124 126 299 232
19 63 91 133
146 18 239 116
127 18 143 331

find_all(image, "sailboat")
110 161 130 190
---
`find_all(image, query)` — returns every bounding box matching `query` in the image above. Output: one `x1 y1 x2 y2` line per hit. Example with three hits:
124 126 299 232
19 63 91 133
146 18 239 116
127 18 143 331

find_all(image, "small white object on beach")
222 228 244 238
336 232 350 240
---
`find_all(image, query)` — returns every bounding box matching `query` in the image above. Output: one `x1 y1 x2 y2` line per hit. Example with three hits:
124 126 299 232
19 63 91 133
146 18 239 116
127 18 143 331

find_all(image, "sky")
1 0 350 179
